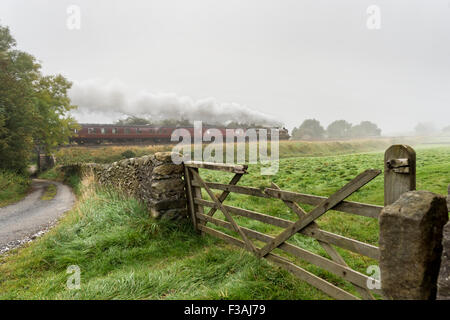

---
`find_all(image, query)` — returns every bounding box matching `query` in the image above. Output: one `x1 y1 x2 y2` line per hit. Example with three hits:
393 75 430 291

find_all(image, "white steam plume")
69 79 282 126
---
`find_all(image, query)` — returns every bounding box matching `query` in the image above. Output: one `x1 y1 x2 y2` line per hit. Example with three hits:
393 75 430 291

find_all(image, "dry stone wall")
63 152 187 220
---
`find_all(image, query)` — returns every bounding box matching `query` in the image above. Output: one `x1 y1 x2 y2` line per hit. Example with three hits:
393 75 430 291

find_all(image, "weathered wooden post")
384 145 416 206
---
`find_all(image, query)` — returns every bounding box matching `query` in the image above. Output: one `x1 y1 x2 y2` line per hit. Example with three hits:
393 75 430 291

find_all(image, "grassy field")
0 145 448 299
0 171 30 207
54 138 400 165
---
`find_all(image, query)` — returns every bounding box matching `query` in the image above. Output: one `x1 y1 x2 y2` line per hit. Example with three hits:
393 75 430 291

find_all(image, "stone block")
151 179 185 194
379 190 448 299
152 163 184 177
437 221 450 300
154 151 176 163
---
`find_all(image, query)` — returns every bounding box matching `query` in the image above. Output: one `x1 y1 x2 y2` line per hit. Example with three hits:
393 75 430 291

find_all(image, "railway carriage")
70 124 290 145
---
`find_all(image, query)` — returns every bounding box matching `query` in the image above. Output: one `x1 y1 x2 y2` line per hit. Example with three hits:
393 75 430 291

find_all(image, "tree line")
116 116 276 129
291 119 381 140
0 24 77 172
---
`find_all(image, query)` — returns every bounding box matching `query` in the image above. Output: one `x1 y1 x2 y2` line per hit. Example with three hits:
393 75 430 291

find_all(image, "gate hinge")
386 158 410 173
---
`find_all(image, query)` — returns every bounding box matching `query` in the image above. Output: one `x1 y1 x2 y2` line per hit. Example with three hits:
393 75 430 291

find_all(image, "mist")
1 0 450 134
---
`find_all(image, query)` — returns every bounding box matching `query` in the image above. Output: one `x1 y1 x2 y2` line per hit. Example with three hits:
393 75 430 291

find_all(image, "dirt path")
0 179 75 253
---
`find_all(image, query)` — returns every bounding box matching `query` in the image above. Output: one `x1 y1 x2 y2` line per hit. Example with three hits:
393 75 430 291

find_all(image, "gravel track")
0 179 75 254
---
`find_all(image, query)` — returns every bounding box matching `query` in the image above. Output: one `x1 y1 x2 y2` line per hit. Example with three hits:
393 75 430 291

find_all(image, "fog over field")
1 0 449 133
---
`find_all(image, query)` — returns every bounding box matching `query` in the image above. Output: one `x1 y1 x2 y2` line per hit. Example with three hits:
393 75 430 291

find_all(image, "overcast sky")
1 0 449 134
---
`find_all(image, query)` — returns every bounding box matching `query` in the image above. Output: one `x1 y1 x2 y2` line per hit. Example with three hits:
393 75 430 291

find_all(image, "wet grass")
40 184 57 201
0 170 30 207
0 146 447 300
196 146 450 297
55 139 398 165
0 175 328 300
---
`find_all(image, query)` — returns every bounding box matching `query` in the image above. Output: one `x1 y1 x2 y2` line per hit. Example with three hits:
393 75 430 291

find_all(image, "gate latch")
386 158 410 173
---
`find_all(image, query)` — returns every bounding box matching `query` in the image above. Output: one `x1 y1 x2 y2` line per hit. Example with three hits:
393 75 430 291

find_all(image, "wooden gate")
184 161 384 300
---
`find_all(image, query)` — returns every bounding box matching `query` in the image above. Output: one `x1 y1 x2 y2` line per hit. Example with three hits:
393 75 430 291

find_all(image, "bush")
0 170 30 207
121 150 136 159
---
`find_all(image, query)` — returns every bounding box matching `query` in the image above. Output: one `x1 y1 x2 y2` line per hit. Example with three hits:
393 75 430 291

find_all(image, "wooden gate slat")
189 168 258 254
191 180 269 198
205 173 243 217
266 254 360 300
185 161 248 174
184 165 198 231
258 169 381 258
198 223 359 300
264 188 382 219
197 212 382 294
194 198 380 260
270 183 376 300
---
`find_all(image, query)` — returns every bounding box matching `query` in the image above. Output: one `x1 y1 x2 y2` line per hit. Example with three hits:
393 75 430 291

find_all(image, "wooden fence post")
185 167 204 232
384 145 416 206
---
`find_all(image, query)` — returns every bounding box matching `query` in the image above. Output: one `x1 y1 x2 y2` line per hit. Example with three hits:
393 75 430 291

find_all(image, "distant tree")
121 150 136 159
326 120 352 139
414 122 437 136
225 121 263 129
0 24 77 172
349 121 381 138
175 119 193 127
226 121 243 128
116 116 152 125
116 117 196 127
442 125 450 134
160 118 193 127
291 119 325 140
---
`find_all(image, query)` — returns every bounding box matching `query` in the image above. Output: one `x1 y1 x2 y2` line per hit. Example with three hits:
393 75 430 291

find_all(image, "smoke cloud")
69 79 282 126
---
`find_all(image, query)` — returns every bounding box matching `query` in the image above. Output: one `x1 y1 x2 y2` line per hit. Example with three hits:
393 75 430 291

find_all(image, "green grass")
38 167 81 195
0 176 329 300
40 184 57 201
38 167 64 181
55 138 399 165
195 146 449 297
0 146 448 300
0 170 30 207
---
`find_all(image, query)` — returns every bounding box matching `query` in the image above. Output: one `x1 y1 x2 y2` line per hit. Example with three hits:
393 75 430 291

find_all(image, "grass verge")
0 170 30 207
40 184 57 201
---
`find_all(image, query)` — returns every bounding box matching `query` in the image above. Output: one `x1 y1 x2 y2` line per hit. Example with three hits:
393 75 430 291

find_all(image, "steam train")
70 123 290 145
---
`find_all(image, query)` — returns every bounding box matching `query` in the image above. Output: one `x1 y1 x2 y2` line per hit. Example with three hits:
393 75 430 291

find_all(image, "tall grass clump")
0 170 30 207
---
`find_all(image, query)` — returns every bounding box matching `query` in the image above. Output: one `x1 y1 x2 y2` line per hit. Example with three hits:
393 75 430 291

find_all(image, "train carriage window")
74 128 78 134
112 128 118 134
137 128 142 134
101 128 106 134
88 128 94 134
